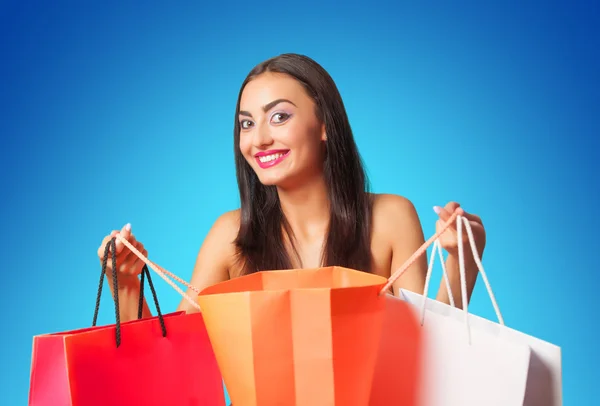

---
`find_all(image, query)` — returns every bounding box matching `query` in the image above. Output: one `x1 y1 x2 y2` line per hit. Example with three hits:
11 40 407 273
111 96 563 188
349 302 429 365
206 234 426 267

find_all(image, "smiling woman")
97 53 487 323
233 61 373 278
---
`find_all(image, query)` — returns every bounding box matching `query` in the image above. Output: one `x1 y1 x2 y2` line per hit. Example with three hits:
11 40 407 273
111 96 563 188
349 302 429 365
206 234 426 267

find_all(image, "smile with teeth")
258 153 285 163
255 150 290 168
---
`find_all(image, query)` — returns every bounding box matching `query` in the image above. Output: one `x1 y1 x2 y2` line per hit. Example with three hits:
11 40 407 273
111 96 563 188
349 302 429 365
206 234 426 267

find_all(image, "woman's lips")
255 149 291 169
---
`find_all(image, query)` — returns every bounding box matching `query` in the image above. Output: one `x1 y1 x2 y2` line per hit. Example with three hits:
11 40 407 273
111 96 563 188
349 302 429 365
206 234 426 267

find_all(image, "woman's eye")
240 120 254 129
271 112 290 124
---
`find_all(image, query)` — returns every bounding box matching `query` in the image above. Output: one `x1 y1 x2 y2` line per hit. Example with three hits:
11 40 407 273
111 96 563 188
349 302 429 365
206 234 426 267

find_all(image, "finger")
121 238 146 264
462 212 483 225
120 247 147 276
125 238 147 265
125 233 138 253
108 248 134 275
444 201 461 213
433 206 462 229
446 202 465 217
468 220 484 233
115 223 132 254
98 230 119 259
114 235 141 266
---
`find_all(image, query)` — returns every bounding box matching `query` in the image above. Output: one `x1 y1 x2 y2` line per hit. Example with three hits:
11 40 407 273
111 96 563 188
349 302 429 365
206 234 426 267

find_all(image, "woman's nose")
253 124 274 148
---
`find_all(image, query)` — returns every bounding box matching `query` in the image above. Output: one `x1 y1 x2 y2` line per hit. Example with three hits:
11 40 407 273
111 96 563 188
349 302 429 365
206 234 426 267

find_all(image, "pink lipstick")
255 149 290 169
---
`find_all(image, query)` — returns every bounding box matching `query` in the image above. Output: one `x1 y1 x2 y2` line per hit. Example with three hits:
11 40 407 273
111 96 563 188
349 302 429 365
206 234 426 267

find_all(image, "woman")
98 53 486 322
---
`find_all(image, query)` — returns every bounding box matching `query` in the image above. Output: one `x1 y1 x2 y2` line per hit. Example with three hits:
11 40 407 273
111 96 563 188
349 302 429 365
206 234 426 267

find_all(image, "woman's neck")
276 174 330 243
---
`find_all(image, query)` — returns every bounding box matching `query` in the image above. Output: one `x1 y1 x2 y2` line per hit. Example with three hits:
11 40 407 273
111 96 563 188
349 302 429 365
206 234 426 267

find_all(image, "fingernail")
125 223 131 231
433 206 442 214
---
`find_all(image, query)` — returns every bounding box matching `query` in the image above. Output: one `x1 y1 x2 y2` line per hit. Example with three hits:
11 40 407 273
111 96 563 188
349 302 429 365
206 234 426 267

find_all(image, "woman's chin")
256 173 294 189
257 176 285 187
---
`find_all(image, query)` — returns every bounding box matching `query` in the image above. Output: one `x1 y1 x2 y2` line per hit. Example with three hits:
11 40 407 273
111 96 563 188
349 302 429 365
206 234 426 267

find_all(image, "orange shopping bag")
197 266 423 406
115 213 461 406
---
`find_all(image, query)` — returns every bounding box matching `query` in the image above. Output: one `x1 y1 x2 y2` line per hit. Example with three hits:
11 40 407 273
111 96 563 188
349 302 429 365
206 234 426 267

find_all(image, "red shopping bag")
28 238 226 406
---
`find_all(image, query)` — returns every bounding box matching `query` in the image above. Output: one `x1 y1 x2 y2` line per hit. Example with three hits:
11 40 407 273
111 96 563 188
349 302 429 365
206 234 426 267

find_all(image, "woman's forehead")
240 73 310 111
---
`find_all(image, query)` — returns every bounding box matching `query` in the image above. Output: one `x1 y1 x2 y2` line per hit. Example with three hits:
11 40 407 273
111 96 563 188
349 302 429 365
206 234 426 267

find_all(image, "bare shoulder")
369 192 424 253
205 208 241 256
182 208 241 305
369 193 427 294
195 208 241 271
371 193 421 232
211 208 241 236
177 209 241 312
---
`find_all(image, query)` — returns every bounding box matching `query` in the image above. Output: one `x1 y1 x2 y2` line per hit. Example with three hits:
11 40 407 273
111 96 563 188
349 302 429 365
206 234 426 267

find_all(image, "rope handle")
379 208 462 295
421 239 456 311
93 237 167 347
115 208 459 304
113 205 501 329
457 215 504 325
114 234 202 312
379 208 505 344
442 215 504 344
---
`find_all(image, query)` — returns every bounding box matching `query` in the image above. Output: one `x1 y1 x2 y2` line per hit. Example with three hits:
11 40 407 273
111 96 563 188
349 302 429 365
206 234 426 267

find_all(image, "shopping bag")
196 266 423 406
390 211 562 405
28 238 226 406
113 210 500 406
113 233 438 406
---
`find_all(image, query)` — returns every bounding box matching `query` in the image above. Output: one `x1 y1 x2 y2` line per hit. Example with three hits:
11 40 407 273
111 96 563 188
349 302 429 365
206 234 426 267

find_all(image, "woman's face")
238 72 326 188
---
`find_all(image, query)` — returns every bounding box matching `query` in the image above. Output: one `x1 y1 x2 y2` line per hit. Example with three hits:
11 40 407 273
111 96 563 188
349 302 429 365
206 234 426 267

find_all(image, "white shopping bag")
386 213 562 405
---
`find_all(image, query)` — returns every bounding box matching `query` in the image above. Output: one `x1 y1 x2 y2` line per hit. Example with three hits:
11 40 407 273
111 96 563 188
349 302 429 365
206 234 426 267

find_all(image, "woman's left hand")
434 202 486 258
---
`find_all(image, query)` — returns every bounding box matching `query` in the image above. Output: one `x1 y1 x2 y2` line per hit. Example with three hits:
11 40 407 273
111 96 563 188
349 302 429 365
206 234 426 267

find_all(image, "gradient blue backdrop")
1 0 598 404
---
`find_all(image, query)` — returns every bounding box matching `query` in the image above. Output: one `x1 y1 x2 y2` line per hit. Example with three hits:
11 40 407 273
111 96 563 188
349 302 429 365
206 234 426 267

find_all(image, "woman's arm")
101 210 239 322
176 210 239 313
378 195 482 308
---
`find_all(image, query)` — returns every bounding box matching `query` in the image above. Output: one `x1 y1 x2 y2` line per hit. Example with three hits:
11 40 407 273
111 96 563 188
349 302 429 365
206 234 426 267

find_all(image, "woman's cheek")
239 136 252 158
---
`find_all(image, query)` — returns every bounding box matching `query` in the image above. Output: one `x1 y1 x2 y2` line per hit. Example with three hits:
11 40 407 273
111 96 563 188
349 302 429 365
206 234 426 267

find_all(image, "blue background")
1 0 598 404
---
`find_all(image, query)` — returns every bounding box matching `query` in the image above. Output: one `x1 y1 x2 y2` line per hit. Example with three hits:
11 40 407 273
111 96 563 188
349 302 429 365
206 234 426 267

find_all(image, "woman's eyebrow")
263 98 296 112
239 98 297 118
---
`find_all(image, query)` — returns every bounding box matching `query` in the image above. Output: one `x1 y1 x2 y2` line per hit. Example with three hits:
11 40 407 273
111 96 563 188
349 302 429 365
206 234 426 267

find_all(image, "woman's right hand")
97 223 148 279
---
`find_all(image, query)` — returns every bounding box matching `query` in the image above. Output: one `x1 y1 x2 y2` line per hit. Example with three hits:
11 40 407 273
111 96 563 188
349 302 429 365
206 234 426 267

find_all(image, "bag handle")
423 239 456 308
457 214 504 321
115 206 500 328
380 209 462 294
115 211 461 304
118 224 461 310
114 234 202 312
92 237 167 347
381 209 504 344
441 214 504 344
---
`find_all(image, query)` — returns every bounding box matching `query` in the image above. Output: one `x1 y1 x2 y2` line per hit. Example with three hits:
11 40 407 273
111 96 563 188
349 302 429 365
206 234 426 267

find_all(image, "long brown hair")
233 53 373 275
